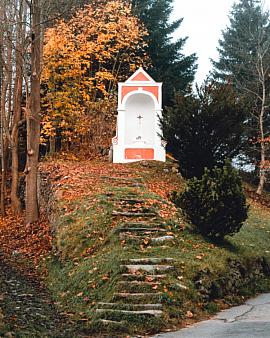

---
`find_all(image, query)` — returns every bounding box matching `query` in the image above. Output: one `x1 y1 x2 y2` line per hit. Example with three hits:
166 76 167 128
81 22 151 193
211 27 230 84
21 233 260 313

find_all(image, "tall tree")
25 0 42 223
162 83 247 178
0 0 89 220
131 0 197 104
0 0 15 216
212 0 270 194
42 0 148 154
10 0 27 215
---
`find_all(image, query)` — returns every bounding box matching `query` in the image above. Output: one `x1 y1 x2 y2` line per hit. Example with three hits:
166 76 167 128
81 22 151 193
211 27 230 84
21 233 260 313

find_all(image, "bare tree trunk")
11 0 24 214
49 135 56 155
0 2 12 216
256 105 266 195
0 3 4 216
0 79 7 216
256 56 267 195
25 0 41 223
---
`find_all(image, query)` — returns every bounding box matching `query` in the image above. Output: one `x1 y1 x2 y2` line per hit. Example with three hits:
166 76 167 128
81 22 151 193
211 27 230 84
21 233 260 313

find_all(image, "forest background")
0 0 269 224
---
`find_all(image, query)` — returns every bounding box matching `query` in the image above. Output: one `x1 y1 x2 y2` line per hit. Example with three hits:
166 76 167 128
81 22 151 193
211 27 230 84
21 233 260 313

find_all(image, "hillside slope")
39 159 270 336
1 158 270 336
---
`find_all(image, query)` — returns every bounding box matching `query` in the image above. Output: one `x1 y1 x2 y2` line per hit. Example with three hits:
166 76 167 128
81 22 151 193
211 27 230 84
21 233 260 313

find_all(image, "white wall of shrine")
112 68 166 163
124 93 155 145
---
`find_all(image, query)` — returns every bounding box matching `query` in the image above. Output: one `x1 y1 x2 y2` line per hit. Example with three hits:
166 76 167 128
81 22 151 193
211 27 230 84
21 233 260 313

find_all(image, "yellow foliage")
42 0 149 152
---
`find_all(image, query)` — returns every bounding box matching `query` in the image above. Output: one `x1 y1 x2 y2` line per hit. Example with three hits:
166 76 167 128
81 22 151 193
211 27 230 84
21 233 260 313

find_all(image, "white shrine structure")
112 68 166 163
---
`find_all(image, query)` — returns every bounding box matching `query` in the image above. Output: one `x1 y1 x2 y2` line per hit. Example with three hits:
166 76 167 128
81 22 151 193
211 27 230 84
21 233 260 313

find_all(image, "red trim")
125 148 154 160
121 86 159 103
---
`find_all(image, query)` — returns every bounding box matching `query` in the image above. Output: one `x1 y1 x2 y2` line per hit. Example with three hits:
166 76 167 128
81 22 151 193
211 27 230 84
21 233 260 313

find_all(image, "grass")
42 160 270 335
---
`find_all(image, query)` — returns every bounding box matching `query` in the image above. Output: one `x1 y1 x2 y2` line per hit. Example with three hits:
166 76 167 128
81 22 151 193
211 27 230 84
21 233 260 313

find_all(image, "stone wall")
194 257 270 302
38 170 59 229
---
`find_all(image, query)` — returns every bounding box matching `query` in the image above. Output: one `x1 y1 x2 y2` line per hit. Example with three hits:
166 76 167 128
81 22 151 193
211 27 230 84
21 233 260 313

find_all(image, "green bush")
172 161 249 238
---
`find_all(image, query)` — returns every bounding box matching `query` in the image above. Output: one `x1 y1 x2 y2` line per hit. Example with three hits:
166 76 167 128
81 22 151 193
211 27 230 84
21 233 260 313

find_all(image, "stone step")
101 176 143 182
119 222 167 228
113 292 162 302
118 281 161 285
114 207 153 213
118 193 141 198
97 318 127 329
109 181 145 188
97 302 163 310
123 258 174 264
96 308 163 318
119 234 174 243
151 236 175 243
121 274 167 281
114 198 146 204
120 264 174 273
112 211 157 217
116 227 166 233
117 281 162 292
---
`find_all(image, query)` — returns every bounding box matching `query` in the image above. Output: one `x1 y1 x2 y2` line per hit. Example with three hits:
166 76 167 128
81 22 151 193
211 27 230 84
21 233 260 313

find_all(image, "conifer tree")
162 83 247 178
212 0 270 194
131 0 197 104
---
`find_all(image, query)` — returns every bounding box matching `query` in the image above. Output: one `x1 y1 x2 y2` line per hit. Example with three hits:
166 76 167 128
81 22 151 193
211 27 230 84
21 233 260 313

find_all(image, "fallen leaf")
186 311 194 318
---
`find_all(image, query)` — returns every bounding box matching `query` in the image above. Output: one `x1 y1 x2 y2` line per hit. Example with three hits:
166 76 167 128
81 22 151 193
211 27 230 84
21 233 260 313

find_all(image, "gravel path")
0 257 78 337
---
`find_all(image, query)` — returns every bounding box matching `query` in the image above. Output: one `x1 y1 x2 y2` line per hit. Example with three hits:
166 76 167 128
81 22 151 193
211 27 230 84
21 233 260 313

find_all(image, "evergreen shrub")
172 161 249 238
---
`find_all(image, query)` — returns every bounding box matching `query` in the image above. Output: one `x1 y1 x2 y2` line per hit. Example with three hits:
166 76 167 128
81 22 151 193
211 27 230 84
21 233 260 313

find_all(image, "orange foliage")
42 0 149 153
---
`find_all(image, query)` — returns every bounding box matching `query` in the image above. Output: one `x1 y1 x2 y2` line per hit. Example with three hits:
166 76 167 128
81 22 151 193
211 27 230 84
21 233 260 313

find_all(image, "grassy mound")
39 159 270 335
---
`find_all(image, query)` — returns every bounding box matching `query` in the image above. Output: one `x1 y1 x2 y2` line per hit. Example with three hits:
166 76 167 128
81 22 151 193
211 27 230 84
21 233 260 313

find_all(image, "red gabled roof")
127 67 155 83
132 72 151 82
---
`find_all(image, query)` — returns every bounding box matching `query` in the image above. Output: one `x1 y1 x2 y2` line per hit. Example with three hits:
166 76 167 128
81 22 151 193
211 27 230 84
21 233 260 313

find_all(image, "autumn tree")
42 0 148 154
212 0 270 194
0 0 92 220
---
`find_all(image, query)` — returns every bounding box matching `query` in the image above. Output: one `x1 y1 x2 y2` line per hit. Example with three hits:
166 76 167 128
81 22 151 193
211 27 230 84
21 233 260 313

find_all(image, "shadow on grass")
187 226 240 253
209 236 240 254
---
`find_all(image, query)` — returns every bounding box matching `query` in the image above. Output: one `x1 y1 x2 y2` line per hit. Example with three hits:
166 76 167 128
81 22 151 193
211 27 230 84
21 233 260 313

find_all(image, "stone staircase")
94 175 177 333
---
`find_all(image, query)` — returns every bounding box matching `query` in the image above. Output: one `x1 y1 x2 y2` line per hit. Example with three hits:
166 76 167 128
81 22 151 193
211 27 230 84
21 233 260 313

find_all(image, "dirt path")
0 256 78 338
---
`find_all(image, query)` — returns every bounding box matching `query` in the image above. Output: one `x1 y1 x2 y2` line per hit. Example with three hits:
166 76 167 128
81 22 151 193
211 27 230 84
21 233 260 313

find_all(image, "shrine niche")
112 68 166 163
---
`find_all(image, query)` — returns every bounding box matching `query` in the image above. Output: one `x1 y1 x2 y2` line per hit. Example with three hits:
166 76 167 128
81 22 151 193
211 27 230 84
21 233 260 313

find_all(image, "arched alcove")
124 93 155 145
112 67 165 163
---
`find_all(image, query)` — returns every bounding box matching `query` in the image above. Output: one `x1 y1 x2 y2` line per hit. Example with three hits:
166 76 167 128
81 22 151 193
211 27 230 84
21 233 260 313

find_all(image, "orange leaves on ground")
0 210 52 275
101 275 110 281
40 159 136 203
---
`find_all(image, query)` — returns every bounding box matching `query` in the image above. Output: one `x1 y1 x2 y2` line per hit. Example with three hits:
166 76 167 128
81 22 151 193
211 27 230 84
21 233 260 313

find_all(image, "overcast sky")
172 0 270 85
